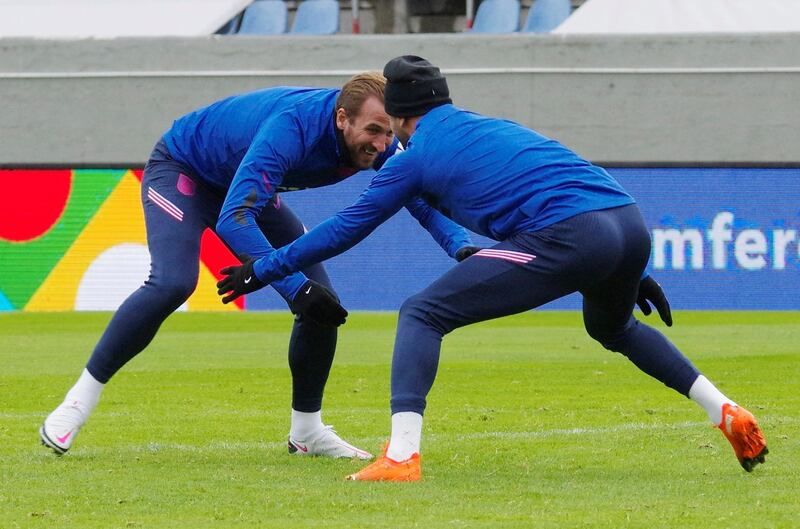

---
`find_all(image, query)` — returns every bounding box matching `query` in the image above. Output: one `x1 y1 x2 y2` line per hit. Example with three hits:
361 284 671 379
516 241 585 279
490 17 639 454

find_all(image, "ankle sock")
65 368 104 413
386 412 423 461
689 375 736 425
290 409 324 440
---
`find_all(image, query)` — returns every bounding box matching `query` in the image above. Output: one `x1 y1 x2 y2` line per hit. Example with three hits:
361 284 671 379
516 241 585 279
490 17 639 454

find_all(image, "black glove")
289 280 348 327
636 275 673 327
217 258 265 304
455 246 482 262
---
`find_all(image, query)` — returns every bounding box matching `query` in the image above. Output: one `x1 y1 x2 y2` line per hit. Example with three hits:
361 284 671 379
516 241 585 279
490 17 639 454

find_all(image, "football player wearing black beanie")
382 55 453 147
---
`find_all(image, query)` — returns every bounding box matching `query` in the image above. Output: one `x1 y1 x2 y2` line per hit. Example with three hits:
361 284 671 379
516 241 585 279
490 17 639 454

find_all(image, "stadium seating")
216 12 243 35
290 0 340 35
471 0 520 33
238 0 288 35
522 0 572 32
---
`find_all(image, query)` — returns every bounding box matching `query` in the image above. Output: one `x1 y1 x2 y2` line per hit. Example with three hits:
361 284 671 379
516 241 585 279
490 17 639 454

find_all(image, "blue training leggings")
86 140 337 412
390 204 700 415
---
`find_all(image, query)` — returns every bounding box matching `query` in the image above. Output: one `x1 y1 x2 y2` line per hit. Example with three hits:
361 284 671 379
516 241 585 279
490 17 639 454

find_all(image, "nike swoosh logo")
725 413 734 435
305 285 312 295
244 276 252 284
56 430 73 444
292 441 308 453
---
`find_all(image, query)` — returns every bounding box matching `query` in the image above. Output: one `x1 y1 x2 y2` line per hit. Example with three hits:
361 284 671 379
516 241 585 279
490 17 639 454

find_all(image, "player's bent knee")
158 277 197 306
399 294 429 321
584 323 631 353
399 294 452 336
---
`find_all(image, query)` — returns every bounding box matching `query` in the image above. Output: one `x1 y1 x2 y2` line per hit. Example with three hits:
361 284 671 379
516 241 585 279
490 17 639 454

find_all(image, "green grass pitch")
1 311 798 528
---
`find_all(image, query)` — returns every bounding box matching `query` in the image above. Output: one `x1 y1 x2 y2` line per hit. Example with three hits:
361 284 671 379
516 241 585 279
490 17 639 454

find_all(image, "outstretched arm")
218 153 423 301
254 158 421 283
404 198 472 259
215 113 310 301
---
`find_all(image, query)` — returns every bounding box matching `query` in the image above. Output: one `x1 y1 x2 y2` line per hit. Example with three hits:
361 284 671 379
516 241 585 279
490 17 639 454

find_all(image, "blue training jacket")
162 88 472 300
252 103 635 284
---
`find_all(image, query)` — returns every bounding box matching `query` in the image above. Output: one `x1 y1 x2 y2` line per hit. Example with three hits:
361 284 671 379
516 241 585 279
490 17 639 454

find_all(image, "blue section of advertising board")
246 168 799 311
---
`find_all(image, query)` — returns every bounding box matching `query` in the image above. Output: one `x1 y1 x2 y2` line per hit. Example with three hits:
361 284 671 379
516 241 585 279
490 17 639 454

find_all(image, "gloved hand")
455 246 482 262
217 258 264 304
288 280 348 327
636 275 673 326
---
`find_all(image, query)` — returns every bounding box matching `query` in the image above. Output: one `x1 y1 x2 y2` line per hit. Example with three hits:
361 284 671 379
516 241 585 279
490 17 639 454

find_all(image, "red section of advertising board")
0 170 72 242
200 228 245 310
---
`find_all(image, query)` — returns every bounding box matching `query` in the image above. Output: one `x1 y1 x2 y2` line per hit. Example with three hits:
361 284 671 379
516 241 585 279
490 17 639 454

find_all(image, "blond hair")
335 71 386 119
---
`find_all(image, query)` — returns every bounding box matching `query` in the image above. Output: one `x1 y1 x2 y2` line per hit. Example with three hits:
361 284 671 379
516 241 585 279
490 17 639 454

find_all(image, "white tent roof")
0 0 251 38
555 0 800 34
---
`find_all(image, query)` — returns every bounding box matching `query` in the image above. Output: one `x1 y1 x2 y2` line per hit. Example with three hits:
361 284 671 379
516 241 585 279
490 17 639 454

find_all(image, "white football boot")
40 399 90 455
288 425 373 459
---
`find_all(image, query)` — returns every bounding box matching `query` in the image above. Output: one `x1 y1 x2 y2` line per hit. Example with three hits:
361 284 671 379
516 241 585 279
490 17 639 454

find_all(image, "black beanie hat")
383 55 452 117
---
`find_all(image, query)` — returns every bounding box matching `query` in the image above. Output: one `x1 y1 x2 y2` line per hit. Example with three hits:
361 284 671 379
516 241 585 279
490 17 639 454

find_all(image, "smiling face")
336 95 394 170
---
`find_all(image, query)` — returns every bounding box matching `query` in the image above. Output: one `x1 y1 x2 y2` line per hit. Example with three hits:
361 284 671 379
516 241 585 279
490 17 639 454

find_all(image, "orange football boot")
346 445 421 482
717 403 768 472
